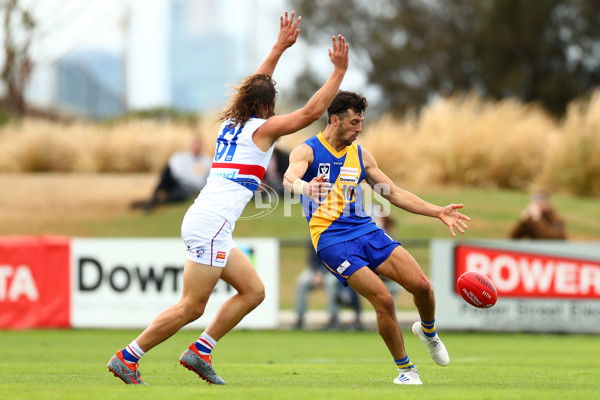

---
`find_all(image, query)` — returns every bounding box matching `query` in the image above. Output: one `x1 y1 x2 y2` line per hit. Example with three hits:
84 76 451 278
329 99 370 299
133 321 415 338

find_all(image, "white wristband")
293 179 307 195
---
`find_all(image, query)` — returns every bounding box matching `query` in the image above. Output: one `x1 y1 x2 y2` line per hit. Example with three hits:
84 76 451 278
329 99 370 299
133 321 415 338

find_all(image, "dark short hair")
327 91 368 123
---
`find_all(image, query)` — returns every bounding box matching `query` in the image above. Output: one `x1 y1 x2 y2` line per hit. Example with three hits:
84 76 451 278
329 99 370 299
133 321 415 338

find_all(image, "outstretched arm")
362 148 470 237
255 11 301 76
253 34 349 150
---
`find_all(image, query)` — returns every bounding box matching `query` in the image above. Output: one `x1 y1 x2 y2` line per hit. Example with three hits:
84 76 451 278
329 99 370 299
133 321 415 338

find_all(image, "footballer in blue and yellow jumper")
298 131 395 285
284 91 470 383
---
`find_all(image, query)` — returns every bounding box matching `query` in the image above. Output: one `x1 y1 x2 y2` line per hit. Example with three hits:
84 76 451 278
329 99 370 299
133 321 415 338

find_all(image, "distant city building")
53 0 250 119
56 51 125 119
169 0 244 112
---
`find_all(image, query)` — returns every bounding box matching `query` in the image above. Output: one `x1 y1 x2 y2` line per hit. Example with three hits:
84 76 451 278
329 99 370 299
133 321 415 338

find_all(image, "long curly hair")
218 74 278 125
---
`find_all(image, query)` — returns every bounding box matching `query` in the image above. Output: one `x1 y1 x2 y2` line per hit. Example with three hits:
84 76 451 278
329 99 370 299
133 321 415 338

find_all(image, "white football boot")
412 321 450 367
393 367 422 385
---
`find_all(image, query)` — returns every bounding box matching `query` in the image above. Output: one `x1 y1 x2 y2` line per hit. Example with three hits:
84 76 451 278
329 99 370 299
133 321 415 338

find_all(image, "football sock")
421 318 437 338
194 332 217 355
122 340 145 363
395 355 415 370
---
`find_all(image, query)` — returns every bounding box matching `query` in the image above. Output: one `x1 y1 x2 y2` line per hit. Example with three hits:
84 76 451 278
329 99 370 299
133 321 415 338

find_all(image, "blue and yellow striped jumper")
301 133 379 252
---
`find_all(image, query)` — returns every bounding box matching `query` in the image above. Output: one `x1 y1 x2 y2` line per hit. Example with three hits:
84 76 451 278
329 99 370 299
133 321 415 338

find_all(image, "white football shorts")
181 207 236 267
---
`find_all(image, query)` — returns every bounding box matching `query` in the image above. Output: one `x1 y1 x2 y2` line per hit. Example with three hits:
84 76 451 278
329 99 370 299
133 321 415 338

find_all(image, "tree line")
290 0 600 116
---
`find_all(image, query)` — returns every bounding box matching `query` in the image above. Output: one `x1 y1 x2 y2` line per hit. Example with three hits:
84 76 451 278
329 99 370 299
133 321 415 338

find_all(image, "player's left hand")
439 204 470 237
276 11 301 49
328 34 349 72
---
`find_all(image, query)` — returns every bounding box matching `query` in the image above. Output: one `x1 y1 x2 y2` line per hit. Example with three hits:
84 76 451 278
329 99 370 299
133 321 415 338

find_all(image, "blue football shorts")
317 229 400 286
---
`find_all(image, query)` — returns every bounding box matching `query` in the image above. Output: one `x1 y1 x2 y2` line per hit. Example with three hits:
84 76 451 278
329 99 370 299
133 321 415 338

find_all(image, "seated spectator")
131 136 211 212
510 192 567 239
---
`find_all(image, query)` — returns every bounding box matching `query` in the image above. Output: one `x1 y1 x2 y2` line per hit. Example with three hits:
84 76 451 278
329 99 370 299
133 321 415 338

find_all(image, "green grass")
80 186 600 240
0 329 598 399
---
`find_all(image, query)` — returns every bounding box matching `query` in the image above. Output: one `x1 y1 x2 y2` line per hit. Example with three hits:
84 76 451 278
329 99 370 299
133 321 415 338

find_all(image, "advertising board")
0 237 279 329
432 240 600 333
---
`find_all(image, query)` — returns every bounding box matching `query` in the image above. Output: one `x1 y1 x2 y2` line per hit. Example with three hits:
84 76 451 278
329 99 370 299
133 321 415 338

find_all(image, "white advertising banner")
431 239 600 333
71 238 279 329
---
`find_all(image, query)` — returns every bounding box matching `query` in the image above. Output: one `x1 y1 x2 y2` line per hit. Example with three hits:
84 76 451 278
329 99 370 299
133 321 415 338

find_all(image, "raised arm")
283 144 332 204
253 35 350 150
255 11 301 76
362 148 470 237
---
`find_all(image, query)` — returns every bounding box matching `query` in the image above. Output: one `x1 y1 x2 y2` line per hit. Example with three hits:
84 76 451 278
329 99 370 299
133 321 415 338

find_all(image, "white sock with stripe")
194 332 217 355
122 340 145 363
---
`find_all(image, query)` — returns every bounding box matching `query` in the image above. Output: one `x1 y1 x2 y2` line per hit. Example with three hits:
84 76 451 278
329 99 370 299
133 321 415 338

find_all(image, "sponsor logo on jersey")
209 169 238 179
340 167 358 176
339 175 359 184
318 163 331 182
337 260 351 274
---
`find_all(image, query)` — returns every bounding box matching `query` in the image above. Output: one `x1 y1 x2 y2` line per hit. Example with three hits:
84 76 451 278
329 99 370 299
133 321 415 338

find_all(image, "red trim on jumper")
211 162 266 180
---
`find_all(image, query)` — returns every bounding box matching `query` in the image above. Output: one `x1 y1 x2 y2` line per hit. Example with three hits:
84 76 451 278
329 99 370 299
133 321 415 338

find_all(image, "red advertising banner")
0 236 71 328
454 244 600 299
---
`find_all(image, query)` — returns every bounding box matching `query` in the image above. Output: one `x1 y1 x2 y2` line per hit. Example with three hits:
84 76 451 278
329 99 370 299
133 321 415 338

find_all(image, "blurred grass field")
0 329 598 399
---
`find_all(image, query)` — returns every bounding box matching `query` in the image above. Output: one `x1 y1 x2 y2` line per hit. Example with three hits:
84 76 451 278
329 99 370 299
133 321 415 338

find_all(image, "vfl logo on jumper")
318 163 331 182
337 260 351 274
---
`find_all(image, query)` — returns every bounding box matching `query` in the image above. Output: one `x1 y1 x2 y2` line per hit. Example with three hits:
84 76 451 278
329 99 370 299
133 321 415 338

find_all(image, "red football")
456 271 498 308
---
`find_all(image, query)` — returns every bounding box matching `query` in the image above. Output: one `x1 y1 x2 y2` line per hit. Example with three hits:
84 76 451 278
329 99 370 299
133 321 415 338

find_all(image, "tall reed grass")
360 91 600 197
536 90 600 196
1 90 599 196
0 119 219 173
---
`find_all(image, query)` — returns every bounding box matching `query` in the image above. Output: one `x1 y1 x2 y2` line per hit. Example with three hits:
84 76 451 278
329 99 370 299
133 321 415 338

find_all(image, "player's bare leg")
375 246 435 321
376 246 449 366
347 267 407 359
108 259 222 384
204 247 266 340
347 267 422 384
135 259 223 351
179 247 264 384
